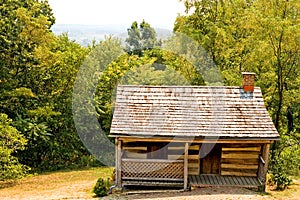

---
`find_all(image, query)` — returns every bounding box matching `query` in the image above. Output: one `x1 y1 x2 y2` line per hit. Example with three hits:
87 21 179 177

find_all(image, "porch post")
116 138 122 189
258 143 270 192
184 142 189 190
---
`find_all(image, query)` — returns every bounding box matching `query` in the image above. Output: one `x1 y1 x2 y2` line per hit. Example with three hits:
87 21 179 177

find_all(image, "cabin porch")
189 174 262 189
116 139 270 191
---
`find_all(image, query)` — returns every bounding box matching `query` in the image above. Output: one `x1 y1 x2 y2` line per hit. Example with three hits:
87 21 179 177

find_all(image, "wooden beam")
221 171 257 177
184 142 189 190
221 163 258 170
221 153 259 159
115 138 118 186
116 138 122 189
122 177 184 182
258 143 270 192
122 158 183 163
119 137 272 144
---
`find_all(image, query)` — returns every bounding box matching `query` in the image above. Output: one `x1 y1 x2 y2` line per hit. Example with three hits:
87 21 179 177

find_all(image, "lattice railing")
122 159 184 181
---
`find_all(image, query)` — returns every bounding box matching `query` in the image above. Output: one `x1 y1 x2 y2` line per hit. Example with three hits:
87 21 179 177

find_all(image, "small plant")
93 177 111 197
269 172 291 190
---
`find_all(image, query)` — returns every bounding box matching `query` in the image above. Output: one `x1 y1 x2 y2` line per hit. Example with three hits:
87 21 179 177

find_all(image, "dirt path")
0 168 299 200
103 187 274 200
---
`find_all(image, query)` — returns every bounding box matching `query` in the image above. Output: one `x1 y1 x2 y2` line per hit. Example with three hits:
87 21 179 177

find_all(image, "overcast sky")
48 0 186 29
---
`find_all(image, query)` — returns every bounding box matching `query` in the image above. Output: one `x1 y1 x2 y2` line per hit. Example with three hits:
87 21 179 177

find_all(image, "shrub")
93 177 111 197
0 113 30 181
269 172 291 190
269 156 292 190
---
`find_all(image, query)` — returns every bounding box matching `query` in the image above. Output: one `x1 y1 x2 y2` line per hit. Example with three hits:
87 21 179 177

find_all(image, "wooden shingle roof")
110 85 279 140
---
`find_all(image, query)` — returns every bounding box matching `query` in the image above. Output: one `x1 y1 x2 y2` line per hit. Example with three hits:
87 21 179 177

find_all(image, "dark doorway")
147 142 168 159
200 144 221 174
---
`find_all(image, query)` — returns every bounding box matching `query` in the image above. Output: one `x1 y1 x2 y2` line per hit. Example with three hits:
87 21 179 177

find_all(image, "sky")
48 0 186 29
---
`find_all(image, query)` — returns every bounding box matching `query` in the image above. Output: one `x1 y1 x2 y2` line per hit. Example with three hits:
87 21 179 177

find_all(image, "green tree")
176 0 300 189
0 0 93 171
125 20 161 55
0 113 29 181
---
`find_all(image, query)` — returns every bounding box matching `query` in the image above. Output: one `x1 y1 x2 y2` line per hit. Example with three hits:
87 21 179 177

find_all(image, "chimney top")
242 72 255 92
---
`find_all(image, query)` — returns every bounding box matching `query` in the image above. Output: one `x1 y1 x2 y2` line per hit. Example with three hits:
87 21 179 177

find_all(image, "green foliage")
0 0 95 172
93 177 111 197
269 157 292 190
176 0 300 190
0 113 29 181
125 20 161 55
95 34 206 137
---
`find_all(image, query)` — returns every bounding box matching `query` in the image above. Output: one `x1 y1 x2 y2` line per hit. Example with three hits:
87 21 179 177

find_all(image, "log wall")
221 144 261 177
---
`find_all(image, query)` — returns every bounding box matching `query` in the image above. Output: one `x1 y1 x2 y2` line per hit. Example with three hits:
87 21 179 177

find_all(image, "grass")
0 167 114 200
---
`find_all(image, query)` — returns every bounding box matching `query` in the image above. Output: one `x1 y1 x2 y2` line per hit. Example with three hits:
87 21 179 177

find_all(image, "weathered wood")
188 170 200 175
221 171 257 177
221 144 259 177
124 152 147 159
200 144 221 174
189 174 260 188
115 138 118 186
122 158 183 163
117 139 122 188
257 143 270 191
169 149 199 155
111 85 279 190
189 145 200 150
111 86 280 139
184 142 189 190
221 158 259 165
119 137 272 144
122 177 184 182
188 162 200 168
222 147 261 151
122 181 183 187
222 143 262 148
168 154 199 160
122 146 147 151
122 159 184 177
221 153 259 159
221 163 258 170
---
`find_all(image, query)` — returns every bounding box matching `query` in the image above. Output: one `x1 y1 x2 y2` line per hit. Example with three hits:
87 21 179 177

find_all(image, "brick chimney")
242 72 255 92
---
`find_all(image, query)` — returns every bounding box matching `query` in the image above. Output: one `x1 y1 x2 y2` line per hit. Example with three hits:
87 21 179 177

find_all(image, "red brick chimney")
242 72 255 92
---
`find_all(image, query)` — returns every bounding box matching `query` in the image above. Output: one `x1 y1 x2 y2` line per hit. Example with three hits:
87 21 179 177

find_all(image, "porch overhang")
112 136 277 143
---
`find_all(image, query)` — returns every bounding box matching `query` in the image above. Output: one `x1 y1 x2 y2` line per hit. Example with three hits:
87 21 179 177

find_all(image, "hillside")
51 24 173 46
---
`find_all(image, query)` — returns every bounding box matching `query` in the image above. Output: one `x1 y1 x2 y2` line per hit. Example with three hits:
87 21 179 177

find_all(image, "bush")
0 113 30 181
269 156 292 190
93 177 111 197
269 172 291 190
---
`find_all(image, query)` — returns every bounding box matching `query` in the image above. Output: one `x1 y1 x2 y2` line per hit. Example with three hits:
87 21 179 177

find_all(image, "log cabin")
109 72 280 191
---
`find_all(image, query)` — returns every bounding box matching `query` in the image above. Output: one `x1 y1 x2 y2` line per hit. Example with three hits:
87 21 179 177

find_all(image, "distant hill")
51 24 173 46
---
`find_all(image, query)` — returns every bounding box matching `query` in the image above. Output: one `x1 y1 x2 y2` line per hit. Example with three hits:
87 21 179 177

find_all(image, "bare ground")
0 168 299 200
102 187 273 200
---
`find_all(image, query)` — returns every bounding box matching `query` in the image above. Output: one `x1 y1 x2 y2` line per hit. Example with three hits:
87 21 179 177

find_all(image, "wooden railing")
121 159 184 182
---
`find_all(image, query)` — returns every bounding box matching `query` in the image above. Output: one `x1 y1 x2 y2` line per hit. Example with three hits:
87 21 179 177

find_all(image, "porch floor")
189 175 262 188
